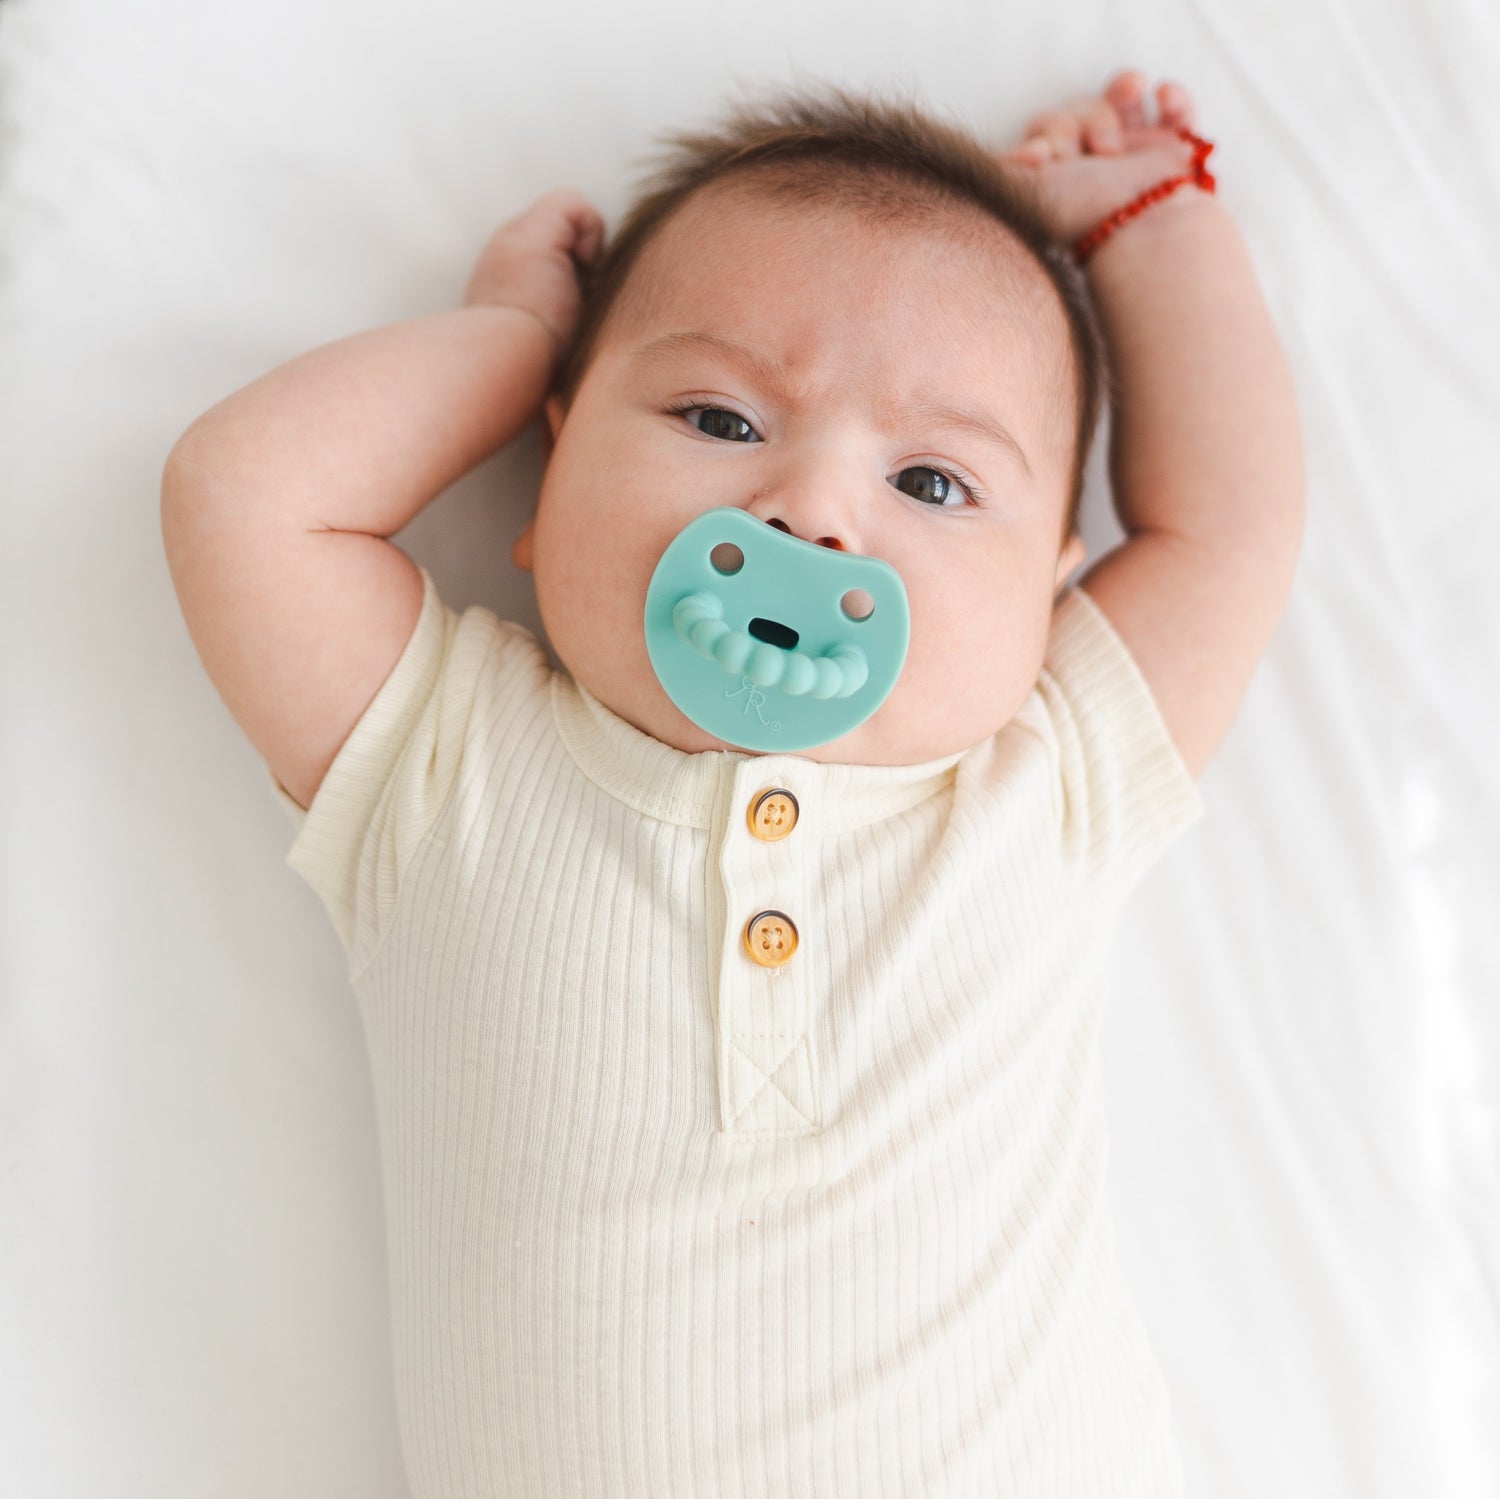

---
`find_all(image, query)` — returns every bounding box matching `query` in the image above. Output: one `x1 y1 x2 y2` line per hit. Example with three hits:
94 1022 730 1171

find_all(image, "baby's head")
513 85 1107 766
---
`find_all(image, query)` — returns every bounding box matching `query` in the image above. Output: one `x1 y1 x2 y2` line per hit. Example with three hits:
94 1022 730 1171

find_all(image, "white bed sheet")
2 0 1497 1494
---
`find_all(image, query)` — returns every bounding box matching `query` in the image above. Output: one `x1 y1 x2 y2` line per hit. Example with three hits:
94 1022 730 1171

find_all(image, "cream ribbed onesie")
269 563 1204 1498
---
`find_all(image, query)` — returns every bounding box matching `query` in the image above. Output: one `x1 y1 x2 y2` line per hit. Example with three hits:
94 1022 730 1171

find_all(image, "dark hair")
553 83 1109 546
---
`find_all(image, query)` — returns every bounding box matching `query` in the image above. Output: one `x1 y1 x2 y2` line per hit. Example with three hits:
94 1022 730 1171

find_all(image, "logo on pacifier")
724 676 780 732
643 508 910 754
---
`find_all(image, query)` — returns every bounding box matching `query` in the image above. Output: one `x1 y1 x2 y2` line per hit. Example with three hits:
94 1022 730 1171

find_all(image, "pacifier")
643 507 910 752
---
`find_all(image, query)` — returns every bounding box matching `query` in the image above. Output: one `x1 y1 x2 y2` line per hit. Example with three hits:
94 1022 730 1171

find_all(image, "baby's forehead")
669 170 1039 274
623 173 1064 356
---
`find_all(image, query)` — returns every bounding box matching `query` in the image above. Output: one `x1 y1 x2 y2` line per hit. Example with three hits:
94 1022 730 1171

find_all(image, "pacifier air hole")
840 588 875 621
710 542 744 574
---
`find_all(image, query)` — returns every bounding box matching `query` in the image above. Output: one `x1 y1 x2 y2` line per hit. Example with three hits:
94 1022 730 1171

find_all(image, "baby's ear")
512 520 535 573
1054 533 1087 595
541 393 566 456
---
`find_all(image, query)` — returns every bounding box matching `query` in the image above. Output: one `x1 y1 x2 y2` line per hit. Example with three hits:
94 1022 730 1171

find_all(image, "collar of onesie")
551 674 968 834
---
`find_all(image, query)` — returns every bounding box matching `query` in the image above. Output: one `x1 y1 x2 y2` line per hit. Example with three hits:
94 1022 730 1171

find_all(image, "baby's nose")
764 517 847 551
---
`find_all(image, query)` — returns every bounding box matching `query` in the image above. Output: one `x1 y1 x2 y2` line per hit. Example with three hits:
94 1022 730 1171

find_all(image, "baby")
161 69 1305 1498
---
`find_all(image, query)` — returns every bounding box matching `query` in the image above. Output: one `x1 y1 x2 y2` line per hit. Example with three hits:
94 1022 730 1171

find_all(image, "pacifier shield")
643 507 909 752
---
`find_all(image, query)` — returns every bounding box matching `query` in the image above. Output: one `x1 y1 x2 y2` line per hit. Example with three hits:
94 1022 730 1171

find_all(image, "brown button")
743 909 799 968
747 787 799 842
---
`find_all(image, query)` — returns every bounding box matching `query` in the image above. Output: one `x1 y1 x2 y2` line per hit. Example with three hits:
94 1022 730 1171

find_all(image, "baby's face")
516 180 1086 765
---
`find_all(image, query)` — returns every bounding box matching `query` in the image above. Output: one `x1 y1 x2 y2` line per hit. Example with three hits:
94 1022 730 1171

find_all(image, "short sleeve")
266 564 547 978
1033 582 1206 897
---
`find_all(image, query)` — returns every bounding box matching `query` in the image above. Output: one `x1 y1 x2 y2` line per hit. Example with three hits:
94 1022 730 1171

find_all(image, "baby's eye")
675 405 760 443
892 466 965 506
668 403 979 506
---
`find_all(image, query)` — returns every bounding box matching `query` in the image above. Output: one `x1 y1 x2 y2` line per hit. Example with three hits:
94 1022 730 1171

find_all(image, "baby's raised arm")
160 191 602 810
1000 71 1307 780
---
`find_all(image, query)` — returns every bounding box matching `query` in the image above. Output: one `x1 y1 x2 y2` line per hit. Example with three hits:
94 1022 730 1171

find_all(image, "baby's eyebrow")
890 398 1032 481
631 329 1032 480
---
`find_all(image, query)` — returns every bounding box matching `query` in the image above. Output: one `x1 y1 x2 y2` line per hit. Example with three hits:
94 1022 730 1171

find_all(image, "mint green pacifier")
643 507 910 752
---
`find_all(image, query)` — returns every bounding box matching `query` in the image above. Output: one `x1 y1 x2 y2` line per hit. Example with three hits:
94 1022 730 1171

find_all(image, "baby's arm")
1004 72 1307 780
160 190 601 810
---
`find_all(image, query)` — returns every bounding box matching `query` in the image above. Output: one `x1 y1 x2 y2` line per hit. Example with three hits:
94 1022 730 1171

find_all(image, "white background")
1 0 1497 1494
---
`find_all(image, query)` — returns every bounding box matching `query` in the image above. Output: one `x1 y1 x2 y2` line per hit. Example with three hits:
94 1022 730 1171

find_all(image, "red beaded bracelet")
1071 126 1217 266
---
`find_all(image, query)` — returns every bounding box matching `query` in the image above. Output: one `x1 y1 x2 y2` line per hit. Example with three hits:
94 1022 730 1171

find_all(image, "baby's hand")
463 188 606 350
995 70 1212 250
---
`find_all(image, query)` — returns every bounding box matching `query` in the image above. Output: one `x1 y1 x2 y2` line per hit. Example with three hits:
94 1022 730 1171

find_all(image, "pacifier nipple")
643 508 909 752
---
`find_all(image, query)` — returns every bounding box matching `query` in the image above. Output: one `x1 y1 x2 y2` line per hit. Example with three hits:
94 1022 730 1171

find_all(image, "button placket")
715 768 819 1137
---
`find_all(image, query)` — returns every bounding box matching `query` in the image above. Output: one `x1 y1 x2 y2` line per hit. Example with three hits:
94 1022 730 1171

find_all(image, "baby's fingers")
1102 70 1199 133
1020 107 1084 159
554 192 606 264
1104 70 1151 131
1083 73 1201 150
512 188 604 259
1079 96 1124 153
574 210 605 264
1022 92 1132 158
1155 79 1198 131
